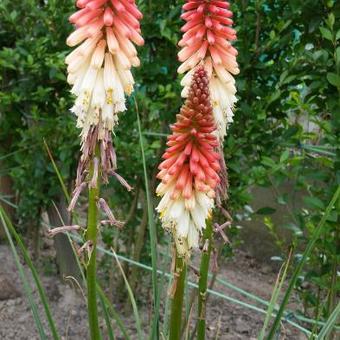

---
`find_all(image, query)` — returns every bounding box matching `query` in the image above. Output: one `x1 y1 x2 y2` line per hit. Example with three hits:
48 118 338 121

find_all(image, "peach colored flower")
65 0 144 141
178 0 239 140
156 67 220 256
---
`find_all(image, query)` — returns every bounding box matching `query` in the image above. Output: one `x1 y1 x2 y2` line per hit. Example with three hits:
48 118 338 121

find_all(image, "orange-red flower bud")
156 67 220 256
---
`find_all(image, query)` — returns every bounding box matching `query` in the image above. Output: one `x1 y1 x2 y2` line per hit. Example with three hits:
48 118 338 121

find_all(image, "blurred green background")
0 0 339 322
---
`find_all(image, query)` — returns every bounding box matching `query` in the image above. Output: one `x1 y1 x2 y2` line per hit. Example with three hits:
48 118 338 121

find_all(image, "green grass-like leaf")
316 302 340 339
135 96 160 339
112 247 143 340
258 250 292 339
98 288 115 340
96 284 131 340
0 206 50 339
43 139 70 201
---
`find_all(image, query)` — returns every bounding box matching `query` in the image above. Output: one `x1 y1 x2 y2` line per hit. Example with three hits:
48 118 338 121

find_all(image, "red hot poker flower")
178 0 239 140
66 0 144 142
178 0 239 76
156 67 221 256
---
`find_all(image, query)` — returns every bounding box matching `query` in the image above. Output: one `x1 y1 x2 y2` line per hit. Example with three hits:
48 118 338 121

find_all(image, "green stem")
197 220 213 340
134 98 159 339
169 254 187 340
87 152 101 340
327 227 338 318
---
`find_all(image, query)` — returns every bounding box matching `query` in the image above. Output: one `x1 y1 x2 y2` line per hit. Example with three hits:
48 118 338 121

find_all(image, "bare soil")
0 241 308 340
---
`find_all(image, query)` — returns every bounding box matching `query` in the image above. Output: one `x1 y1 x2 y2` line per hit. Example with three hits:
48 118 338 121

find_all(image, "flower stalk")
197 219 213 340
169 255 187 340
156 67 220 337
64 1 145 338
86 146 101 340
175 1 240 336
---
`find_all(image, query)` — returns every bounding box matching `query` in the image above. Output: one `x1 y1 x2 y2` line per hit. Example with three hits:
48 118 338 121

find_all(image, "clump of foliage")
0 0 79 227
231 0 340 320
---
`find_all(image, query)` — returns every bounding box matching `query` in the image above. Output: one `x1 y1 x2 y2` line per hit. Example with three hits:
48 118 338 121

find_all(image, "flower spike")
156 67 220 256
178 0 239 140
66 0 144 142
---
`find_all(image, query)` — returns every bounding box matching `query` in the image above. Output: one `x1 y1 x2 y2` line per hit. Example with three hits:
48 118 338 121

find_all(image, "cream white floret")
65 14 143 142
156 189 214 256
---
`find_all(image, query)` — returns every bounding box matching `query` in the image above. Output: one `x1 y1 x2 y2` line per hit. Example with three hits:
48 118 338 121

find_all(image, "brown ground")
0 238 311 340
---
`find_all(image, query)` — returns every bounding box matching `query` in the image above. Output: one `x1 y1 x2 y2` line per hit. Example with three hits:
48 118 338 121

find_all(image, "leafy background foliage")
0 0 339 323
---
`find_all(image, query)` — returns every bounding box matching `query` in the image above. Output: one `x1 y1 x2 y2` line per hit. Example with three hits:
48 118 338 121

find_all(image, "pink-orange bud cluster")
178 0 239 76
68 0 144 48
156 67 220 255
158 68 220 199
